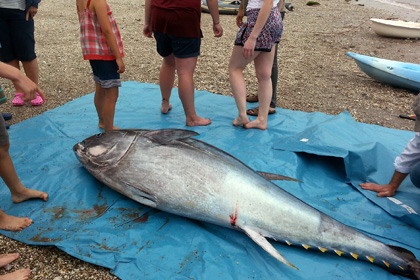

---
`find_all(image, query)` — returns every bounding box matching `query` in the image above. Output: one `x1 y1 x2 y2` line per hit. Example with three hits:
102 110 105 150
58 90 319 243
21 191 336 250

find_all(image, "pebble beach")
0 0 419 279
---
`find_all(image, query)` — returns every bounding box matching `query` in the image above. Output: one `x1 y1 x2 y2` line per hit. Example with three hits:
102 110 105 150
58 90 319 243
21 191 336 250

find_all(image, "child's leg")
175 56 211 127
94 83 106 129
0 254 19 267
102 87 119 131
0 143 48 203
245 48 275 130
20 58 39 86
0 253 32 279
0 209 32 231
228 45 256 126
0 269 32 280
160 55 176 114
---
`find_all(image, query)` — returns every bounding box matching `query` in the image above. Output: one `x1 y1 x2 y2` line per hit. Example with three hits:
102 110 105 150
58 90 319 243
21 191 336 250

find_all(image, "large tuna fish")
73 129 420 279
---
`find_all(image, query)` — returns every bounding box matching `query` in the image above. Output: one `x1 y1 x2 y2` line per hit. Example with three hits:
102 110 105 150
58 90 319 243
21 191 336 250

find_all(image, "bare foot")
244 118 267 130
98 123 104 129
0 212 32 231
0 253 19 267
11 187 48 204
232 115 249 127
0 269 31 280
186 115 211 127
161 102 172 114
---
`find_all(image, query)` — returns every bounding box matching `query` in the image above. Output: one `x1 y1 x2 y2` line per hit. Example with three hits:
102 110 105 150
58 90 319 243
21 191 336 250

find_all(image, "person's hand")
236 10 244 28
116 58 125 74
14 73 45 102
213 24 223 37
26 6 38 21
243 37 256 59
143 24 153 38
359 182 398 197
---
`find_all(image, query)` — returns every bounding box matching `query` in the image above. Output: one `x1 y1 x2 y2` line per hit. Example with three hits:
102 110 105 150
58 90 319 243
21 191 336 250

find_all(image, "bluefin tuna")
73 129 420 279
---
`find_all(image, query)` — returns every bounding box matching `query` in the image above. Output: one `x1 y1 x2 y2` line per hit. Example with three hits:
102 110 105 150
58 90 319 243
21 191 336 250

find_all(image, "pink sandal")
12 93 25 106
30 93 44 106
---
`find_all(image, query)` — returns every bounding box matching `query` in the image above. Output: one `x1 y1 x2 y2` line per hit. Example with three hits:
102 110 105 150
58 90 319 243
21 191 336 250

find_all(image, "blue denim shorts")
154 33 201 58
0 8 36 62
89 60 121 89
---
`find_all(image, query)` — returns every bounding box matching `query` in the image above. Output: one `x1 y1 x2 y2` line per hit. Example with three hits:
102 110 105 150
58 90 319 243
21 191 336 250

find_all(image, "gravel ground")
0 0 419 279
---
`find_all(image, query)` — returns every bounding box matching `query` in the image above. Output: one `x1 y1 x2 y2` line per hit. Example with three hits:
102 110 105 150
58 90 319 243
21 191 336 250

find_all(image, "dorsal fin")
144 129 199 145
240 225 298 270
257 171 302 183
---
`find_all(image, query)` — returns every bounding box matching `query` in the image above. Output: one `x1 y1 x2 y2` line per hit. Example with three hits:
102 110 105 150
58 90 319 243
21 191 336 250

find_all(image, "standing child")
229 0 283 130
76 0 125 131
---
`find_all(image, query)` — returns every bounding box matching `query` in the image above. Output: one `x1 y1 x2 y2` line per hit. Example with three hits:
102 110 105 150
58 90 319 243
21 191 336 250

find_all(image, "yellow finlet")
302 244 311 250
318 247 327 253
366 256 375 263
334 250 344 256
350 253 359 259
399 266 405 271
382 260 390 268
285 240 293 246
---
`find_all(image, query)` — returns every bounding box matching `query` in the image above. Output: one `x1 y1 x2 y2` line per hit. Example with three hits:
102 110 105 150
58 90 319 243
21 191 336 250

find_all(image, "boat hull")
370 18 420 39
347 52 420 93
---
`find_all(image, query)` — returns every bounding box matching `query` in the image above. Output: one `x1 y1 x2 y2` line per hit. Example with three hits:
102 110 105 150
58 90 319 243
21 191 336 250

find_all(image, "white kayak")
370 18 420 39
347 52 420 93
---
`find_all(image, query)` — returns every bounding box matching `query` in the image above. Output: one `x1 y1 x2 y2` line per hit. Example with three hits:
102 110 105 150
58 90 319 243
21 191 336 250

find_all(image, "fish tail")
387 245 420 280
408 258 420 280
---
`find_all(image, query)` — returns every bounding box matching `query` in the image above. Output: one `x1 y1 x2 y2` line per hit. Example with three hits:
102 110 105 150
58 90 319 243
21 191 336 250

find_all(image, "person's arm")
92 0 125 73
243 0 273 59
360 171 408 197
206 0 223 37
236 0 245 28
143 0 153 38
0 62 45 101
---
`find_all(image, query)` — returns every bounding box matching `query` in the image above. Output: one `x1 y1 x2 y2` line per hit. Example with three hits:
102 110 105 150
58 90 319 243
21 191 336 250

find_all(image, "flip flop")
30 93 44 106
2 113 12 121
246 107 276 116
12 93 25 106
246 95 259 103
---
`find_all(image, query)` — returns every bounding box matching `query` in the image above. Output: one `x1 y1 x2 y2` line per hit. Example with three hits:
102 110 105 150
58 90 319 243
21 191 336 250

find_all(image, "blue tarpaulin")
1 81 419 280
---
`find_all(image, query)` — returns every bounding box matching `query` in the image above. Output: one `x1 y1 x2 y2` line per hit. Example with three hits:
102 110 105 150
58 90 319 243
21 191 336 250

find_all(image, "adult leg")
160 54 176 114
270 44 279 108
245 47 275 130
229 45 257 126
102 87 119 131
175 56 211 126
246 44 278 116
410 161 420 188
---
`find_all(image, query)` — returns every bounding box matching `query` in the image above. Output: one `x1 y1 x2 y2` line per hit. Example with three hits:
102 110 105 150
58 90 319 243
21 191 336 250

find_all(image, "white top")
394 133 420 174
0 0 25 10
247 0 280 10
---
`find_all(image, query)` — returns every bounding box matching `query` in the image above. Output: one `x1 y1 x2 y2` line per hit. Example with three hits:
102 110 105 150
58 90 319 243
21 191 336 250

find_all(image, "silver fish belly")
73 129 420 279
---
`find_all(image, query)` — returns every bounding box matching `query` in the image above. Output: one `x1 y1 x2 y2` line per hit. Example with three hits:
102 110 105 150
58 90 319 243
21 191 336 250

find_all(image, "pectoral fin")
241 225 298 270
257 171 302 183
